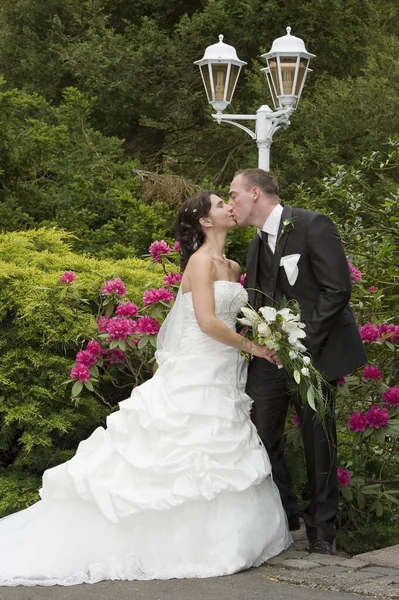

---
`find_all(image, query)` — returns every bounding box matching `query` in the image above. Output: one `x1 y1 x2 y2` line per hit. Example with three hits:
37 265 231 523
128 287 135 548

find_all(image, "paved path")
2 548 399 600
0 568 387 600
2 524 399 600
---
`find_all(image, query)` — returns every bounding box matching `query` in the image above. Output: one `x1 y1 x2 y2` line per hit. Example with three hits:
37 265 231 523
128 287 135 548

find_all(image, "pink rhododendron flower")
106 348 126 365
379 323 396 339
394 326 399 343
337 466 352 487
382 386 399 407
70 363 91 382
105 317 137 341
97 316 110 333
365 405 389 429
164 272 182 287
136 316 160 336
348 411 367 432
116 302 139 317
173 240 181 252
240 273 247 286
369 286 377 293
143 288 174 307
348 261 362 282
75 349 97 367
338 376 345 385
149 240 171 263
362 365 382 380
86 340 102 357
293 414 301 428
60 271 76 284
359 323 380 342
102 277 126 297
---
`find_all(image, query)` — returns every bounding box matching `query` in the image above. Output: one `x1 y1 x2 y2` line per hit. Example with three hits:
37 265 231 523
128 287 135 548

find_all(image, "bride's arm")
186 254 276 362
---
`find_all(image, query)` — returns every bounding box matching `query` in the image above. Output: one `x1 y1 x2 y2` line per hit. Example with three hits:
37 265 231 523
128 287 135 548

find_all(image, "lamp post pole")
195 28 315 171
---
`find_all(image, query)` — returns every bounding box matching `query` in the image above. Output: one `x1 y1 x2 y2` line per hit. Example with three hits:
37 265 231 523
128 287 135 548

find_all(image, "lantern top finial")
265 27 315 57
194 35 246 65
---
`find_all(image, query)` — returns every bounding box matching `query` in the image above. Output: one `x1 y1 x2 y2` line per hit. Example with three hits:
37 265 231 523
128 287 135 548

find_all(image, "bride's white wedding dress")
0 281 291 586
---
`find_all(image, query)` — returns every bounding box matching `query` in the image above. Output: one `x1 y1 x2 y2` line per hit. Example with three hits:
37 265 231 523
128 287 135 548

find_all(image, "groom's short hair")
235 168 279 198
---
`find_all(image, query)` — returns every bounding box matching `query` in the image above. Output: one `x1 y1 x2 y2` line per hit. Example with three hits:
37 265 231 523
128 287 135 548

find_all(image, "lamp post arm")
211 105 294 171
211 114 257 140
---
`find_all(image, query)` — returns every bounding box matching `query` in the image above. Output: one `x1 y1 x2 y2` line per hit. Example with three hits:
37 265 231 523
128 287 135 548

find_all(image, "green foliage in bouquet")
0 228 164 516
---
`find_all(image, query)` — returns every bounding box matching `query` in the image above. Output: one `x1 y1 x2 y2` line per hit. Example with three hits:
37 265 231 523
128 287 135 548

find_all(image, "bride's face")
206 194 236 231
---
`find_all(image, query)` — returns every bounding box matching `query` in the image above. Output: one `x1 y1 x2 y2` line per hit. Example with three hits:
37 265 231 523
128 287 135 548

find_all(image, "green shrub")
0 227 163 516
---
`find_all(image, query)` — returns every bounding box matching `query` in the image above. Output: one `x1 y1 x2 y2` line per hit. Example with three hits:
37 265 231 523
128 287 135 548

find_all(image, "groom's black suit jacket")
246 205 366 382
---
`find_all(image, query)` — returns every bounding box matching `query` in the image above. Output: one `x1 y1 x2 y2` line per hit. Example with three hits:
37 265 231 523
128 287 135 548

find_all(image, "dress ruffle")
0 281 291 585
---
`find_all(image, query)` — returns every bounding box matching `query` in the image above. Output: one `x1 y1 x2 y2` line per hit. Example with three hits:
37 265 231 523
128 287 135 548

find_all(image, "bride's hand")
251 343 282 366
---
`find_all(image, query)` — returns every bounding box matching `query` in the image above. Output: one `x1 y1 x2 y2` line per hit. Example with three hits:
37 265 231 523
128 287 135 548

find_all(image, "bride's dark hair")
176 191 213 271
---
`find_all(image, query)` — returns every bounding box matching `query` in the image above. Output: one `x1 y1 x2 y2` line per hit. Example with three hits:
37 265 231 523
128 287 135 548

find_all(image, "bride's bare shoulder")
227 259 241 281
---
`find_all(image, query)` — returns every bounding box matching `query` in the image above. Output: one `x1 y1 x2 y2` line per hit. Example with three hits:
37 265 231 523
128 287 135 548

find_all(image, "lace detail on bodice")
179 281 247 355
183 281 247 327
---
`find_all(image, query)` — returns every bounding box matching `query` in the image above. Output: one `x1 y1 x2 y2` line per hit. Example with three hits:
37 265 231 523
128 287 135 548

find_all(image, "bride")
0 191 291 586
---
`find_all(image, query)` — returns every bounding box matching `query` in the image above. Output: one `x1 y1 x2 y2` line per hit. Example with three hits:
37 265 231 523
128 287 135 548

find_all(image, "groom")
228 168 366 554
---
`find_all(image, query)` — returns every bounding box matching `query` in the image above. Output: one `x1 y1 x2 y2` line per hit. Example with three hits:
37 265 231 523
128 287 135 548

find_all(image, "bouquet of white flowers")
237 301 326 413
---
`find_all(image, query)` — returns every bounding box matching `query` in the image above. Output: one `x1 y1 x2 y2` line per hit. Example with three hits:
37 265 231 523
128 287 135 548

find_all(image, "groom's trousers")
246 357 338 544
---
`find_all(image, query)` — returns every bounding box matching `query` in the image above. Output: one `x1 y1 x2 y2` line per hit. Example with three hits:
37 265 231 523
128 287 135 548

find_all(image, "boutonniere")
276 218 295 247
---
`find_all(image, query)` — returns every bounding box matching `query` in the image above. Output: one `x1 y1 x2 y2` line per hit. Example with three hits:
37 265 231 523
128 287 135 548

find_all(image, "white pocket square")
280 254 301 285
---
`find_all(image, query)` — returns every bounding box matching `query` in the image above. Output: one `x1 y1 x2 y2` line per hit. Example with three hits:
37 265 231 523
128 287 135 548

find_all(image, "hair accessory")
184 208 188 212
192 208 197 213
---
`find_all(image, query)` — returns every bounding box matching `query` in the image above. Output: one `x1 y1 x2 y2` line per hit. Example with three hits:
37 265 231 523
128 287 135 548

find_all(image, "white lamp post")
195 27 315 171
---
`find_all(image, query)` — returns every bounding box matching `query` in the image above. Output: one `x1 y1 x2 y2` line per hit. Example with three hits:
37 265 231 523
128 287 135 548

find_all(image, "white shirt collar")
260 203 283 237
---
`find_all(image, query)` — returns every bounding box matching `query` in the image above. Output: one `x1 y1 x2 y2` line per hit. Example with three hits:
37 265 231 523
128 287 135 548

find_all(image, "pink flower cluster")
173 240 181 252
337 466 352 486
379 323 399 343
362 365 382 380
70 339 103 381
105 317 137 341
60 271 76 284
358 323 399 344
369 286 377 293
293 414 301 428
359 323 380 342
116 302 139 317
102 277 126 297
75 349 97 367
137 316 160 336
98 316 110 333
382 386 399 407
348 261 362 282
348 405 389 432
143 288 174 306
70 363 91 382
164 272 182 287
149 240 171 263
105 348 126 365
240 273 247 286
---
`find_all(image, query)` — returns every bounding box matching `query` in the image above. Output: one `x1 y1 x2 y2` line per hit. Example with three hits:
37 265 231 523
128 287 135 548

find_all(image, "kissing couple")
0 168 365 586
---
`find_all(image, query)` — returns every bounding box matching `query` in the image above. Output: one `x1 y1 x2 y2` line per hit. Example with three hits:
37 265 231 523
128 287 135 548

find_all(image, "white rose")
258 323 271 337
303 356 311 365
259 306 277 322
301 367 310 377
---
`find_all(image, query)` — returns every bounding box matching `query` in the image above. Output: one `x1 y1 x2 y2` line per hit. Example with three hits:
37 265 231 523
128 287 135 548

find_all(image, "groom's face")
228 175 254 227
